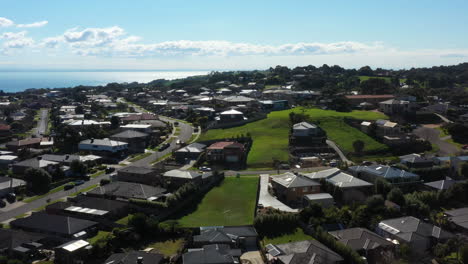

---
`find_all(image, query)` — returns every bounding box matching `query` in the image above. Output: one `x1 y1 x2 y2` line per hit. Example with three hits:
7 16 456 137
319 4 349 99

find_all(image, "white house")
292 122 321 137
79 139 128 153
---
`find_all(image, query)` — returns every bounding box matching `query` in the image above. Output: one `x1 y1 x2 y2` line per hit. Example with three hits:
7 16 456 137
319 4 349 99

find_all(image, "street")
413 126 459 156
33 108 49 137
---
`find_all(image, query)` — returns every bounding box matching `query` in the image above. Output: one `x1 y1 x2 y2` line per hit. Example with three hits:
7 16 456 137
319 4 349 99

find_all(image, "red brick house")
206 141 245 164
270 172 321 204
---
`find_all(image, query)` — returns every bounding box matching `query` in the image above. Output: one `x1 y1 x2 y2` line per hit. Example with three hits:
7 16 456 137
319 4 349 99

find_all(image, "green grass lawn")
90 170 105 178
176 177 259 227
115 214 133 225
128 152 152 162
69 184 98 197
261 228 312 245
146 238 185 257
199 107 387 168
23 185 66 203
87 231 111 245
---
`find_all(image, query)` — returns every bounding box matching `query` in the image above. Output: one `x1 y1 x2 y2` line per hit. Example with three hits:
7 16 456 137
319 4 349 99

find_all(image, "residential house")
217 109 246 123
259 100 289 111
78 138 128 155
270 172 321 204
193 226 258 249
6 138 43 152
303 168 373 203
12 157 59 175
379 99 414 115
54 240 90 264
117 166 159 185
87 181 166 201
423 177 458 191
0 176 25 198
329 228 396 264
0 155 18 169
0 228 45 257
399 154 434 169
265 240 344 264
291 122 326 145
183 244 241 264
110 130 149 153
67 119 110 129
104 251 164 264
40 154 102 166
10 212 98 239
375 120 401 137
444 208 468 234
220 95 257 106
163 169 202 188
0 124 11 137
174 143 206 163
348 165 420 184
120 113 159 124
376 216 453 254
46 196 130 221
345 95 395 107
360 121 372 133
206 141 245 164
303 193 334 208
120 124 153 134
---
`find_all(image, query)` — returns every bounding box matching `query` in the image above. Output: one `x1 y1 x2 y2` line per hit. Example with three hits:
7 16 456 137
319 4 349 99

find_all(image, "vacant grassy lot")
87 231 111 245
261 228 312 245
176 177 259 227
147 238 185 257
199 107 387 168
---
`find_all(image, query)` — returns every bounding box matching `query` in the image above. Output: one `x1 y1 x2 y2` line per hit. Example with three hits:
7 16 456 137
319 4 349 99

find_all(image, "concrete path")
326 139 353 165
435 113 453 123
413 126 459 156
258 174 298 213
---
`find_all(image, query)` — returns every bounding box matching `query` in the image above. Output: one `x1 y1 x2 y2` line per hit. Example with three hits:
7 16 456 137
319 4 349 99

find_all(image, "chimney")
65 155 69 160
90 138 94 143
137 256 143 264
37 156 42 160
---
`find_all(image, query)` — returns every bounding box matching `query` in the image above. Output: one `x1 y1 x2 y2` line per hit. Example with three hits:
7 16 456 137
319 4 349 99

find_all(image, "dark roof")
271 172 320 188
175 143 206 153
424 178 458 190
118 166 155 175
71 196 129 212
111 130 149 139
41 154 80 163
269 240 343 264
444 208 468 230
13 158 57 169
349 165 419 180
0 229 45 251
104 251 164 264
10 212 97 236
194 226 258 244
378 216 453 243
183 244 241 264
329 228 394 251
88 181 166 200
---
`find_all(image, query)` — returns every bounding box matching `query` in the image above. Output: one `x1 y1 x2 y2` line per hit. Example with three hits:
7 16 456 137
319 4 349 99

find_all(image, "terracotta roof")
0 124 11 131
207 141 244 150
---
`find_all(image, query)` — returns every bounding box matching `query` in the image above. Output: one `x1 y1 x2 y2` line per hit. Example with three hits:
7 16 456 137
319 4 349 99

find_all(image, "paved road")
258 174 298 212
0 111 194 223
434 113 453 123
33 109 49 137
413 126 459 156
326 139 353 165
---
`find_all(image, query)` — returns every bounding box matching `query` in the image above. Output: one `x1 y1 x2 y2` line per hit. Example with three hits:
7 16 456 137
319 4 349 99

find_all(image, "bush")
100 179 110 186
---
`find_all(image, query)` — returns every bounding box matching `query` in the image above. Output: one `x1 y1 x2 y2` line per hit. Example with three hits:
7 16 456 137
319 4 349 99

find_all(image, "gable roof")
293 122 317 130
88 181 166 200
194 226 258 244
104 251 164 264
303 168 372 188
118 166 155 175
424 178 458 190
207 141 244 150
10 212 97 236
79 138 128 147
329 228 394 251
349 165 419 180
41 154 80 164
271 172 320 188
444 207 468 230
176 143 206 153
14 158 58 169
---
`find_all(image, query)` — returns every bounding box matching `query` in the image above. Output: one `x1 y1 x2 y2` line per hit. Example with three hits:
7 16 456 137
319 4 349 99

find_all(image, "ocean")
0 70 210 93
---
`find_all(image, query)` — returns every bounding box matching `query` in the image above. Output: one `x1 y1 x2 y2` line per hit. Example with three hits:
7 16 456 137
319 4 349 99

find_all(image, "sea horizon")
0 70 211 93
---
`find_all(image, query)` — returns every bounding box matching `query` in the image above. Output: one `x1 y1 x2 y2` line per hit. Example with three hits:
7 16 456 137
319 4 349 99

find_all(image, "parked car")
6 193 16 203
74 180 85 186
105 167 115 173
159 143 170 151
64 184 74 190
200 166 212 172
462 145 468 150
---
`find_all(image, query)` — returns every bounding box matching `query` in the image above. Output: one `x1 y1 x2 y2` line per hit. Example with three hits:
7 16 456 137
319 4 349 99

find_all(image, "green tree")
110 116 120 129
24 168 52 194
352 140 365 155
70 160 88 176
460 244 468 264
387 188 405 206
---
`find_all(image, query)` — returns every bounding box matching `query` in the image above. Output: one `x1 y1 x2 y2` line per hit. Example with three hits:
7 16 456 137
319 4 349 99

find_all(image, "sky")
1 0 468 71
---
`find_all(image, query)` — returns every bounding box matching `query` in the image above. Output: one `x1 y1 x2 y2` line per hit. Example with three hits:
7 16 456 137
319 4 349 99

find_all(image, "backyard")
261 228 312 245
175 177 259 227
199 107 387 168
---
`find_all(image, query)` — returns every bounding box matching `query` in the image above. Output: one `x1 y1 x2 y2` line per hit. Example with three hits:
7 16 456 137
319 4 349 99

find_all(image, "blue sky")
1 0 468 70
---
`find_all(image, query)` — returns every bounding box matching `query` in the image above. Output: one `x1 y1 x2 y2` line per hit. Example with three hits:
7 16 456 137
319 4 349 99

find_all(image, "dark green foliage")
387 188 405 206
24 168 52 194
254 211 298 237
352 140 365 154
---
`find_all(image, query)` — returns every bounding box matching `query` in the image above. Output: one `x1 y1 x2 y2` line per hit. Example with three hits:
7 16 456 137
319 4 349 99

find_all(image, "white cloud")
0 17 14 28
0 31 34 49
17 20 48 28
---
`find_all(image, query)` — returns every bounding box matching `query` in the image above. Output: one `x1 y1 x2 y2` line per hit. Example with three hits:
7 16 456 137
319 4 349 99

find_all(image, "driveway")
258 174 298 213
326 139 353 165
413 126 459 156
